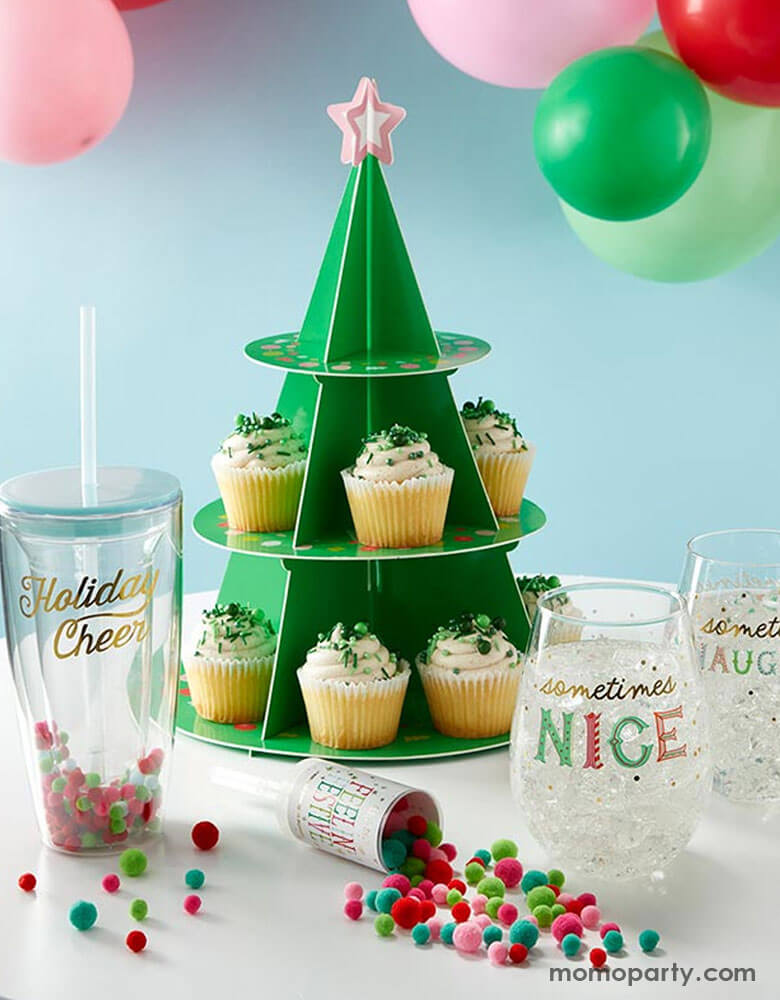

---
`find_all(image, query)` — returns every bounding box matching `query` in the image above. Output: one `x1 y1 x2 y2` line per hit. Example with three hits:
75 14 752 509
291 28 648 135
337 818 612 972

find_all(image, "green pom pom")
185 869 205 890
639 929 660 953
474 848 492 866
389 829 415 849
533 904 553 928
135 785 151 802
562 933 582 957
381 838 407 870
440 922 456 945
76 796 92 812
465 862 485 885
68 900 98 931
520 869 548 894
51 777 67 793
547 868 565 888
85 773 101 789
400 856 426 877
604 930 624 954
39 755 53 774
119 848 148 878
376 888 401 914
490 838 518 861
485 896 503 919
483 925 503 946
110 817 127 834
374 913 395 937
526 886 555 910
477 876 505 899
424 820 443 847
551 903 566 918
129 898 148 921
412 923 430 945
410 874 423 887
80 832 98 849
509 919 539 948
446 888 462 906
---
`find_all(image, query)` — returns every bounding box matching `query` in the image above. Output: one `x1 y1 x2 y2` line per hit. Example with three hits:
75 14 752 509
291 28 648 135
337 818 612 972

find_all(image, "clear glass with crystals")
680 529 780 803
510 583 711 880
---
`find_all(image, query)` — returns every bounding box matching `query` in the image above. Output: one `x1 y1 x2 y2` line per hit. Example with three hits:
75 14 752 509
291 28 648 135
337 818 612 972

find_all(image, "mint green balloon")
561 31 780 282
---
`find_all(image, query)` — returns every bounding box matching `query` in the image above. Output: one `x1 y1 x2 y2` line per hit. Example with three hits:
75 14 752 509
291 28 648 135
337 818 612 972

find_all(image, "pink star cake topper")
327 77 406 166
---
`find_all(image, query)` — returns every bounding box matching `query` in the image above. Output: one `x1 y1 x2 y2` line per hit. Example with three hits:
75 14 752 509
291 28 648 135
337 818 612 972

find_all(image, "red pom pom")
578 892 597 907
407 815 428 837
126 930 147 953
466 856 487 868
344 899 363 920
439 842 457 861
17 873 36 892
547 883 560 897
566 898 584 915
391 896 422 930
420 900 436 921
137 756 154 775
447 879 466 894
191 820 220 851
412 838 431 861
451 901 471 923
424 859 453 885
509 943 528 964
590 947 607 968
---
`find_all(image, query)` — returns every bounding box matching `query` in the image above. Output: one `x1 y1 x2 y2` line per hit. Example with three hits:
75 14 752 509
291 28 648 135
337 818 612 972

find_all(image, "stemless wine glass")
680 529 780 803
510 583 711 880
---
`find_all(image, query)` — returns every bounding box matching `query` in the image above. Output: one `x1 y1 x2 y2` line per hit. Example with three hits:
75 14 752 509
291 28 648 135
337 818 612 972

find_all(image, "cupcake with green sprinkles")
341 424 454 548
211 411 307 532
185 602 277 724
516 574 583 643
297 623 409 750
460 397 534 517
416 612 521 739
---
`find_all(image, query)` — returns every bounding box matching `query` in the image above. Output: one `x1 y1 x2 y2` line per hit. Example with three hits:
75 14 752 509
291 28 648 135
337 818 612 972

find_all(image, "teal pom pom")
520 869 548 894
509 920 539 948
562 933 582 957
490 838 518 861
483 925 503 946
389 829 415 849
440 922 456 945
474 848 492 866
639 929 660 953
365 890 378 912
185 869 205 890
604 930 624 954
381 839 407 870
376 888 401 914
69 900 98 931
412 923 431 945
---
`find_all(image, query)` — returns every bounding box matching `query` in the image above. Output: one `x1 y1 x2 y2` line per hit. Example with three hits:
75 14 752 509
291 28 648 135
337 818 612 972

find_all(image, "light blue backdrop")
1 0 777 595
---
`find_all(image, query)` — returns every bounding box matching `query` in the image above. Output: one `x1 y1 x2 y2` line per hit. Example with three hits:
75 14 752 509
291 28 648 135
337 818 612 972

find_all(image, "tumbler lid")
0 466 181 517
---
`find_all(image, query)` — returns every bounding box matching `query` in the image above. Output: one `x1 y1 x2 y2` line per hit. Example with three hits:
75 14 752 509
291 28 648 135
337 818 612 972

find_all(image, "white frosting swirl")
300 624 400 684
462 406 527 459
194 604 277 659
213 415 307 471
423 617 519 675
353 430 446 483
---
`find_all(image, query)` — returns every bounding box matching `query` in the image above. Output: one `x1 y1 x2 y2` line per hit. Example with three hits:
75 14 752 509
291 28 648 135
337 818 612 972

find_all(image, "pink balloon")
407 0 656 89
0 0 134 165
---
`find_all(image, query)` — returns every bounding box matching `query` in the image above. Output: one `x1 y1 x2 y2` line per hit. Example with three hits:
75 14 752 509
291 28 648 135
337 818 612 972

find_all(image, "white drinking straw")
80 306 98 508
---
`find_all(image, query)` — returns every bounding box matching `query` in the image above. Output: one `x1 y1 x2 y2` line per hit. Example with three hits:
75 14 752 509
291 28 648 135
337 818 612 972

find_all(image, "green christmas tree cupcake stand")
177 79 547 760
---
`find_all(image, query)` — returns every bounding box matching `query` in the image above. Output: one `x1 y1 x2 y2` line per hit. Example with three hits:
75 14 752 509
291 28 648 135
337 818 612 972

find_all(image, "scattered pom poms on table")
603 930 624 954
382 873 410 895
476 876 505 899
17 873 36 893
375 913 395 937
488 941 508 965
552 912 583 942
483 924 502 946
520 869 548 894
412 922 430 945
547 868 565 888
490 838 517 861
126 930 147 953
440 921 456 945
391 896 422 929
344 882 363 901
453 921 482 954
183 894 202 915
639 929 660 953
581 904 601 930
191 820 220 851
465 861 485 885
69 900 98 931
344 899 363 920
562 933 582 957
101 874 120 894
119 849 147 878
451 901 471 923
494 858 523 888
129 898 148 921
509 920 539 949
376 888 401 914
590 947 608 968
600 921 621 939
185 869 205 890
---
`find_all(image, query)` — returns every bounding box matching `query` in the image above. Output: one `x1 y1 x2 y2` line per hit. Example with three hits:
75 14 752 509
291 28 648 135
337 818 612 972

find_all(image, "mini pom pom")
485 896 503 919
344 882 363 901
474 913 492 929
494 857 523 888
129 898 148 921
18 873 37 892
471 893 487 915
490 838 518 861
477 876 505 899
407 815 428 837
547 868 565 888
185 869 205 890
400 857 426 878
566 898 585 915
376 888 402 914
68 900 98 931
451 901 471 923
407 888 426 902
375 913 395 937
453 921 483 954
424 859 453 885
509 920 539 948
412 922 431 945
497 902 518 926
440 921 456 945
391 896 422 929
526 885 556 910
465 861 486 885
581 905 601 929
552 913 583 942
417 879 434 899
509 943 528 964
446 888 462 907
344 899 363 920
382 839 407 870
520 869 548 894
439 842 457 861
533 904 553 928
578 892 597 907
183 894 202 915
366 890 378 912
426 917 442 941
599 922 621 939
447 878 466 894
488 941 508 966
551 903 566 918
420 900 436 921
126 930 147 953
603 930 624 954
562 933 582 957
557 892 575 907
424 820 443 847
483 924 503 946
474 848 492 866
639 929 660 953
590 947 607 968
382 873 410 896
412 838 431 861
119 849 147 878
191 821 219 851
431 884 449 905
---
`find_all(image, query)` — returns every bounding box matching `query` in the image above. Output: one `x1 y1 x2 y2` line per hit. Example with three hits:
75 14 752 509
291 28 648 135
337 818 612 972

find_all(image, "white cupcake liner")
211 458 305 532
185 654 274 724
476 445 535 517
416 656 522 739
341 467 454 548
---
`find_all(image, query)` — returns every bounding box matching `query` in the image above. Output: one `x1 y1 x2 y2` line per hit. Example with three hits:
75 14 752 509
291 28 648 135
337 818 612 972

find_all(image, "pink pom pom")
431 884 449 905
412 838 432 861
474 913 492 929
494 857 523 889
526 914 539 927
417 879 434 899
497 902 518 926
439 842 457 861
344 899 363 920
408 888 426 902
426 917 442 941
183 894 202 915
488 941 509 966
427 847 448 863
557 892 575 907
101 873 120 893
344 881 363 901
578 892 597 907
471 893 487 915
453 921 483 954
581 905 601 929
382 874 410 896
552 913 584 942
600 922 621 939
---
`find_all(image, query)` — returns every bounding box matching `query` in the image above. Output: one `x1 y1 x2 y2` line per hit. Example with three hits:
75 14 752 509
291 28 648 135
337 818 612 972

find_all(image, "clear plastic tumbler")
0 467 182 853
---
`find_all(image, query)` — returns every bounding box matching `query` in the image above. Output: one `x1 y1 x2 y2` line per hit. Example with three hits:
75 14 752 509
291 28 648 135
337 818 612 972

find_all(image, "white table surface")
1 585 778 1000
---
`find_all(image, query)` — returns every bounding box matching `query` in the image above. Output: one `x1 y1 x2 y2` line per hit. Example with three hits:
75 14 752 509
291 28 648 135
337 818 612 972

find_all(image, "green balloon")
535 46 710 222
561 32 780 281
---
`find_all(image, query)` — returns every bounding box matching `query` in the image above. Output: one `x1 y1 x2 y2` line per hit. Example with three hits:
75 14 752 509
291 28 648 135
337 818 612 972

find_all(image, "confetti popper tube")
211 758 441 873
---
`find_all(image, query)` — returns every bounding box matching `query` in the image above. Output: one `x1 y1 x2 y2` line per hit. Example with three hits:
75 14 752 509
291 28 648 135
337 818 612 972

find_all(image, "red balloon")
659 0 780 106
114 1 170 9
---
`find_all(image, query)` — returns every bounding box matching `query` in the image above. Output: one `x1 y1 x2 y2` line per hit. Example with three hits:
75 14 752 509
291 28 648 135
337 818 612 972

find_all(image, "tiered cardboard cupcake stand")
177 149 546 760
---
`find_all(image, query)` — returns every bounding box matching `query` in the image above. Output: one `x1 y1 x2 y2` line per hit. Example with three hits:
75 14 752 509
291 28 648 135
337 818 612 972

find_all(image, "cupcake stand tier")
178 151 547 760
